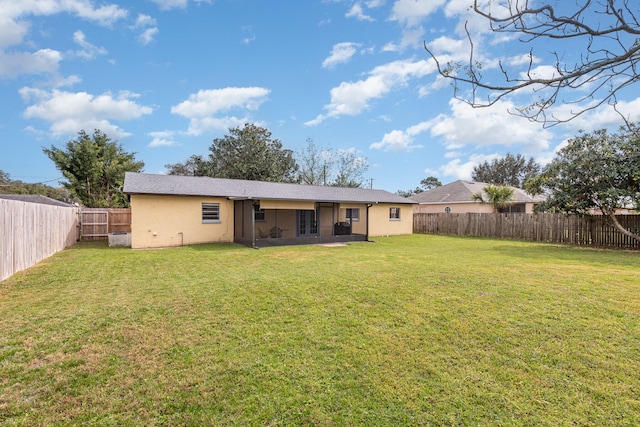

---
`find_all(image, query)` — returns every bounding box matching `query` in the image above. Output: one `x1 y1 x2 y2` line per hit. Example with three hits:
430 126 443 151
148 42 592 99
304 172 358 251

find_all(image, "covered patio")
233 199 369 248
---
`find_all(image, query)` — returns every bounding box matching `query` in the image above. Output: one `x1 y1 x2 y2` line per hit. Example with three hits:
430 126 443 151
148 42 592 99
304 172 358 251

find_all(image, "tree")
424 1 640 127
166 155 213 177
526 124 640 242
297 138 334 185
420 176 443 191
332 149 369 188
43 130 144 207
167 124 299 183
296 139 369 187
397 176 442 197
472 153 540 188
471 184 515 212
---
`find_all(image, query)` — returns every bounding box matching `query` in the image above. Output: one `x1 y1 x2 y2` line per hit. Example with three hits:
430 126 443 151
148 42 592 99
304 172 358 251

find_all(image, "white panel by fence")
0 199 79 282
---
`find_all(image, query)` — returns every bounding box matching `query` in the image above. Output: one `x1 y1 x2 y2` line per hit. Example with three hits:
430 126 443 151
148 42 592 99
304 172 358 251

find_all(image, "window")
202 203 220 223
255 208 266 222
345 208 360 222
389 207 401 220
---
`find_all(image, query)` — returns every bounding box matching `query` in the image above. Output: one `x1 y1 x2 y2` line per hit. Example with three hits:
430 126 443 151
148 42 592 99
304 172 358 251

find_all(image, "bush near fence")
1 199 79 282
413 212 640 250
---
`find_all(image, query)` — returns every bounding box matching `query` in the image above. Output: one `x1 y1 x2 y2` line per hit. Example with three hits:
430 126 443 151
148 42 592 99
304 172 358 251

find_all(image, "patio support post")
365 203 373 241
251 201 257 248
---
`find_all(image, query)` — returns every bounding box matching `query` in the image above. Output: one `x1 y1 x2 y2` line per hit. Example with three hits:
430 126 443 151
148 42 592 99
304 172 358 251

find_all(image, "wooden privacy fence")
414 212 640 249
1 199 80 282
80 208 131 239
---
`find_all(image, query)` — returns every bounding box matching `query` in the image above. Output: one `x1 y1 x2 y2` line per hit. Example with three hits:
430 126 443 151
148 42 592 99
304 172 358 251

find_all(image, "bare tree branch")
424 0 640 128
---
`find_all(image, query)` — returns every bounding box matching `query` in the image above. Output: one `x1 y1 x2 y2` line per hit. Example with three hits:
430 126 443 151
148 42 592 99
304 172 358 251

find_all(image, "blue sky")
2 0 639 193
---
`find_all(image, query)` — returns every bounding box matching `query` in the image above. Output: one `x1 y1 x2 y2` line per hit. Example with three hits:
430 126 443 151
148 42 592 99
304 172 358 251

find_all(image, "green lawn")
1 235 639 426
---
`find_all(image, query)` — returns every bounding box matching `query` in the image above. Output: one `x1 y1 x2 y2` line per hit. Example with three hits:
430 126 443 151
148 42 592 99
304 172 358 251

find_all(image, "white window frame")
202 203 221 223
346 208 360 222
389 207 401 221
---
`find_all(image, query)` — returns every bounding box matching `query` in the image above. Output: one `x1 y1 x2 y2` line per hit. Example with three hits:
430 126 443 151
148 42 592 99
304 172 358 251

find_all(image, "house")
0 194 74 208
122 172 415 249
410 180 545 214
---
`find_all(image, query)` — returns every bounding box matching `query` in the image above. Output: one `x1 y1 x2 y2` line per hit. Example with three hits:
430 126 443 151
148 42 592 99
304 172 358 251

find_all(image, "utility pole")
369 178 374 189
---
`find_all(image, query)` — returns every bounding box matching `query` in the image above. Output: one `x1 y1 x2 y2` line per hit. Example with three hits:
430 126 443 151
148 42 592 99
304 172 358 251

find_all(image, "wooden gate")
80 208 131 240
81 210 109 239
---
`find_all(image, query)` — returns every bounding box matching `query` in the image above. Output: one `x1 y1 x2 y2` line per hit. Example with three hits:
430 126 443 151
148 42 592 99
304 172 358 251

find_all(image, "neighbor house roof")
123 172 415 205
409 180 545 204
0 194 75 208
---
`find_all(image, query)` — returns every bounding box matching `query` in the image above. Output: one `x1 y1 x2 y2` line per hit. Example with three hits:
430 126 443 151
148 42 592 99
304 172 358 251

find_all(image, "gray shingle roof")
409 180 545 204
0 194 75 207
123 172 414 205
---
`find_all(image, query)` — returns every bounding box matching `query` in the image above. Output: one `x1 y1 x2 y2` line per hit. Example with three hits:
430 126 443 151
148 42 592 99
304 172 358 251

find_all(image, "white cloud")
0 15 30 48
132 14 159 45
430 99 553 152
3 1 129 26
437 153 500 181
306 58 435 125
390 0 446 27
0 49 62 78
0 1 127 78
71 30 107 59
370 121 429 151
322 42 361 69
148 131 180 147
148 0 189 10
171 87 271 135
138 27 159 45
20 88 153 137
346 3 374 21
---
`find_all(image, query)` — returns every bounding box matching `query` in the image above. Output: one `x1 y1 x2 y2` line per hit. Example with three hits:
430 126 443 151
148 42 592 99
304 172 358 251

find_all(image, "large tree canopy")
472 153 540 188
43 130 144 208
167 124 299 183
526 124 640 241
425 0 640 127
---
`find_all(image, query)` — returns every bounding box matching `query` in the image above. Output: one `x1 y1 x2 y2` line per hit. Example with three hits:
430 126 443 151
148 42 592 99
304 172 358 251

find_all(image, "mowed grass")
1 235 639 426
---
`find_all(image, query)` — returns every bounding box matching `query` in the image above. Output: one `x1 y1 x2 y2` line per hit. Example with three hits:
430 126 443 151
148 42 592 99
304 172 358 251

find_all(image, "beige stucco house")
411 180 545 214
123 172 415 249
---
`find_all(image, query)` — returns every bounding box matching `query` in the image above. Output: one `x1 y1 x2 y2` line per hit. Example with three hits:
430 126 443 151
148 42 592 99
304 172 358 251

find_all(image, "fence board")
1 199 79 282
413 212 640 250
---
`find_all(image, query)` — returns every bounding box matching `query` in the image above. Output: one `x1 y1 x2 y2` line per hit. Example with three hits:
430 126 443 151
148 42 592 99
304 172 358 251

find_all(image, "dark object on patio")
334 222 352 235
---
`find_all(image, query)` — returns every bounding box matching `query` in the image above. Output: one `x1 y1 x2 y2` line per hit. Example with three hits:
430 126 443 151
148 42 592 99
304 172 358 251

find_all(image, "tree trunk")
605 210 640 243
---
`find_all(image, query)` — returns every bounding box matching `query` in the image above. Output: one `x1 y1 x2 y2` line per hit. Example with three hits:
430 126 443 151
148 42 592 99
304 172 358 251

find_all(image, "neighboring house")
123 172 415 249
410 180 545 214
0 194 74 208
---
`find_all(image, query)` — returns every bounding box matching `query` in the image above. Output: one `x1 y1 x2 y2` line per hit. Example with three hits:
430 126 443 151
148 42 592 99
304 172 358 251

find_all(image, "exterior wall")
368 203 413 236
413 202 538 214
413 202 493 214
130 195 234 249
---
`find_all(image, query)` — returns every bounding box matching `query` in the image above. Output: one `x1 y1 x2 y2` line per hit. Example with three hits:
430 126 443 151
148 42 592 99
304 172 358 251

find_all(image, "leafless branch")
424 0 640 127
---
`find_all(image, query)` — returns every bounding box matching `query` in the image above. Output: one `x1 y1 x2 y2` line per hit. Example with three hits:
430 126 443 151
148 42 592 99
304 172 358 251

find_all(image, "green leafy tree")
43 130 144 207
166 155 214 177
167 124 299 183
397 176 442 197
471 184 515 212
526 124 640 242
472 153 540 188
